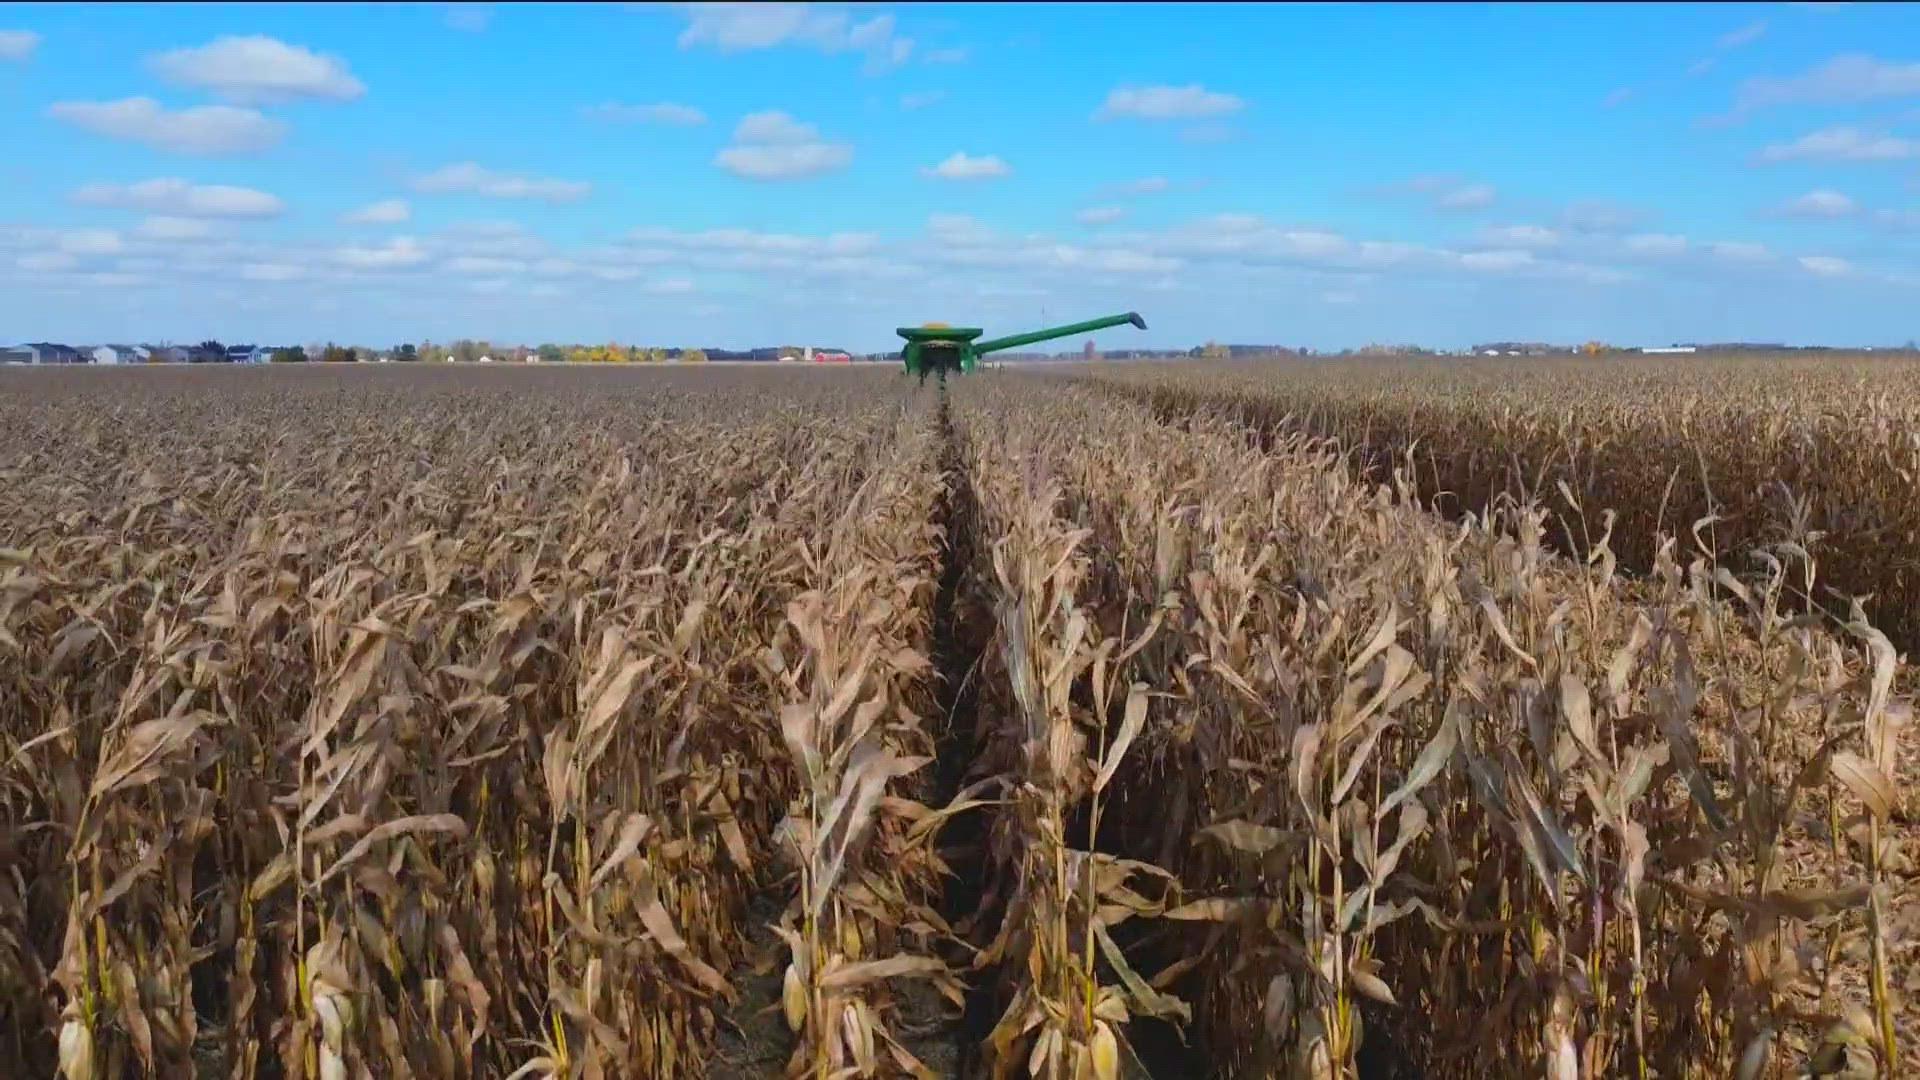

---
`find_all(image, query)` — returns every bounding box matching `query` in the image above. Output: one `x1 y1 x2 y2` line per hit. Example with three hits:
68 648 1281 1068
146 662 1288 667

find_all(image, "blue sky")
1 1 1918 351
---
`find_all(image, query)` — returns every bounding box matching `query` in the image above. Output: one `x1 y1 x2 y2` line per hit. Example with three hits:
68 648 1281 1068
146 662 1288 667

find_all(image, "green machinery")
896 311 1147 379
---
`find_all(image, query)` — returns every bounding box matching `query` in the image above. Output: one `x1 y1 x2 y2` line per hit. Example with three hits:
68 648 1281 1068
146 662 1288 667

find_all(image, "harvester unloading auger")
897 311 1147 383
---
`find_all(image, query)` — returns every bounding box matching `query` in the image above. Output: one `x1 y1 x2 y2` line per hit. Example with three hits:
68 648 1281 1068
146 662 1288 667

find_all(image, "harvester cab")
896 312 1147 384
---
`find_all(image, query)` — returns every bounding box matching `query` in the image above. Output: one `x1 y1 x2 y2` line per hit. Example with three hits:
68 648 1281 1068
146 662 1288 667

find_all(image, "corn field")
0 362 1912 1079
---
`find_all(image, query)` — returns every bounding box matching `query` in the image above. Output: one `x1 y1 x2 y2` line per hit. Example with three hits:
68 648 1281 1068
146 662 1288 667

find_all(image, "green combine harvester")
897 311 1147 382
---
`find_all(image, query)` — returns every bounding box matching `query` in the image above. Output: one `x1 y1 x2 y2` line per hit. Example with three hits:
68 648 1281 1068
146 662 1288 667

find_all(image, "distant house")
150 346 191 364
75 345 148 364
0 345 36 364
188 345 225 363
20 343 84 364
225 344 271 364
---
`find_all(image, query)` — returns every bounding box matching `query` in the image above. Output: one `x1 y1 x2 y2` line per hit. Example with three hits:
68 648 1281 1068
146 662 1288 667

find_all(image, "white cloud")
1098 83 1244 120
1736 54 1920 112
1799 255 1852 276
716 142 851 180
240 262 306 282
1461 249 1535 272
0 29 41 59
1755 125 1920 162
1602 87 1635 108
444 4 492 32
18 252 78 272
927 213 991 242
1142 215 1435 273
11 200 1888 345
734 111 817 143
922 152 1010 180
333 236 430 268
147 35 366 104
629 226 881 258
1624 233 1689 255
1114 177 1171 196
1709 240 1773 259
135 215 213 240
922 47 967 65
1559 199 1651 233
715 111 852 180
1436 182 1496 210
413 163 591 203
674 3 913 73
1402 176 1497 211
1782 188 1857 216
899 90 944 111
59 229 126 256
924 216 1182 275
1874 208 1920 230
1718 21 1768 50
341 199 411 225
70 178 285 217
585 100 707 125
1482 224 1559 247
616 225 888 278
48 98 287 154
445 255 525 275
1077 206 1125 225
84 272 150 289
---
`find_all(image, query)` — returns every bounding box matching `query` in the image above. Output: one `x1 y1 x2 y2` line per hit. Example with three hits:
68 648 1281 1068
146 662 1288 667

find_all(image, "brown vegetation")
0 361 1911 1079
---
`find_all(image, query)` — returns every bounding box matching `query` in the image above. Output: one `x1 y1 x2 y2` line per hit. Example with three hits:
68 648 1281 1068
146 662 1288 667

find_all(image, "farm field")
0 362 1913 1080
1064 354 1920 654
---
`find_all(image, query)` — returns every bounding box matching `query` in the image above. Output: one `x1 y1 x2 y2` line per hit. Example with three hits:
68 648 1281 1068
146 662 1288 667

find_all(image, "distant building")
225 344 271 364
81 345 151 364
149 346 191 364
1643 345 1697 354
0 346 36 364
19 343 85 364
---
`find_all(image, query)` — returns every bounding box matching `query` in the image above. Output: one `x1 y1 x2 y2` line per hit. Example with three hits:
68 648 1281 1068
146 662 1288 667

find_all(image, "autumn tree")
682 347 708 363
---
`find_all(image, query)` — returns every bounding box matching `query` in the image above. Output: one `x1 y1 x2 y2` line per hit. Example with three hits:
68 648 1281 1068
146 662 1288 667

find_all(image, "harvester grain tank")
896 311 1147 381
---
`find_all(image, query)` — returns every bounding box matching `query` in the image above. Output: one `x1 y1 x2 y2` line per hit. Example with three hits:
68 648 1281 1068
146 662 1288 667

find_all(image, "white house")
87 346 120 364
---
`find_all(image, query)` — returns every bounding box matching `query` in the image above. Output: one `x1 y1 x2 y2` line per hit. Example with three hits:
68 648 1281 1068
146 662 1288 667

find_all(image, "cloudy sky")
2 1 1918 351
